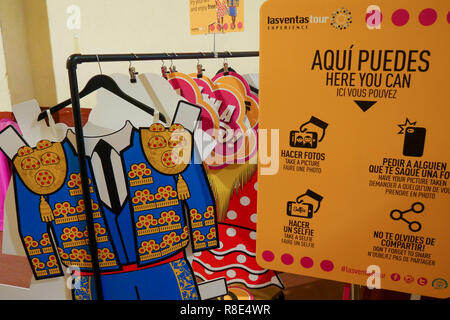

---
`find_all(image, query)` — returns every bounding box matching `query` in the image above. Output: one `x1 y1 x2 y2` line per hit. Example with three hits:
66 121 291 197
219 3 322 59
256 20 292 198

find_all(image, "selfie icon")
286 189 323 219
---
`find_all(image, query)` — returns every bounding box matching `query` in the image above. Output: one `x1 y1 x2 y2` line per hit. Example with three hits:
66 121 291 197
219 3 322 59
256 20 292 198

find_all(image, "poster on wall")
257 0 449 298
190 0 244 34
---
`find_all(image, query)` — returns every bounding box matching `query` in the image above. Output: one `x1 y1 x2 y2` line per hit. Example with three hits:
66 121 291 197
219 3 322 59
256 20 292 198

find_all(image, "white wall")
0 32 11 111
46 0 265 108
0 0 35 107
0 0 265 111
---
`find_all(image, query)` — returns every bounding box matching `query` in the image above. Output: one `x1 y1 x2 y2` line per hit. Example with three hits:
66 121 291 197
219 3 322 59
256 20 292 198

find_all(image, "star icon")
397 118 417 135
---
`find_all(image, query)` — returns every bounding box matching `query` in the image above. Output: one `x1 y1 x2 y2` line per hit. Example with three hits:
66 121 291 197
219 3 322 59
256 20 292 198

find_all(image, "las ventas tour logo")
267 14 330 30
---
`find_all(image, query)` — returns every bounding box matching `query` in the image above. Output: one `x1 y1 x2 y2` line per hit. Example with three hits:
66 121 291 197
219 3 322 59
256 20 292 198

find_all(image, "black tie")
93 139 122 215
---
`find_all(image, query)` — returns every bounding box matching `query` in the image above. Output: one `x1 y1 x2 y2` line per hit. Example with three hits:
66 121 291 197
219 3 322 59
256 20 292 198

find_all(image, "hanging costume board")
0 100 226 300
0 108 70 299
168 70 284 299
257 0 449 298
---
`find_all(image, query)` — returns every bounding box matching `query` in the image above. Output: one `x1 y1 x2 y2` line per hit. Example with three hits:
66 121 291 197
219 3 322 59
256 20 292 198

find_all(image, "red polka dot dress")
192 172 284 290
216 0 228 20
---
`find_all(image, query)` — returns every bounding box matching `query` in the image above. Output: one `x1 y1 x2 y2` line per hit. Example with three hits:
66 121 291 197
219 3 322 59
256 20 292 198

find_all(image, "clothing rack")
65 51 259 300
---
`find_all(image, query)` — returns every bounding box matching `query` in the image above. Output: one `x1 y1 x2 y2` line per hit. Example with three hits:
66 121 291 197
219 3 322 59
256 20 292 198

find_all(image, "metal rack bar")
65 51 259 300
67 51 258 67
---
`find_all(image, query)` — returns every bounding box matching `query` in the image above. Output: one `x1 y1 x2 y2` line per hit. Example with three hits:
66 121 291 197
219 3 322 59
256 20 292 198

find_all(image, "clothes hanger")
128 54 139 83
38 55 166 124
196 56 205 79
161 59 168 79
216 53 237 75
169 53 178 73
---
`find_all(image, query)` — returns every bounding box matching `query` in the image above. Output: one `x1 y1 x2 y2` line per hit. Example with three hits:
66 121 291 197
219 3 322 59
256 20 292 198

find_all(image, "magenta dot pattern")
390 7 447 27
392 9 410 26
281 253 294 265
300 256 314 269
419 8 438 26
262 250 274 262
261 252 337 272
320 260 335 272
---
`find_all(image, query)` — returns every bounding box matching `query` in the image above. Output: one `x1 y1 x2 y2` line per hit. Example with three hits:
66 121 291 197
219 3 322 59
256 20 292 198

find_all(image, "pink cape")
0 119 21 231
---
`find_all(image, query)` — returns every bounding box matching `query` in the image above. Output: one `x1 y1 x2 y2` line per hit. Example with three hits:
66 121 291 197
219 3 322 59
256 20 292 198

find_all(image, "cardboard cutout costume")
193 171 285 300
170 72 284 299
0 119 219 300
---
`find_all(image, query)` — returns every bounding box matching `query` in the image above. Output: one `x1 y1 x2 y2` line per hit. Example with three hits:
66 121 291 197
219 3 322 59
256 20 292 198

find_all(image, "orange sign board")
257 0 450 298
190 0 244 34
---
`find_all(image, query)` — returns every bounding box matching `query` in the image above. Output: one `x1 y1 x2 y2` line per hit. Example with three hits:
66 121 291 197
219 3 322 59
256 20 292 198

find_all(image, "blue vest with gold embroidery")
12 126 218 280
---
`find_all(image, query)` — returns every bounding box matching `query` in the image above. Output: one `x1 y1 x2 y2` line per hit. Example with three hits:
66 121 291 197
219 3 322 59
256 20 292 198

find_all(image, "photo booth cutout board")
257 0 449 298
1 99 226 300
190 0 244 34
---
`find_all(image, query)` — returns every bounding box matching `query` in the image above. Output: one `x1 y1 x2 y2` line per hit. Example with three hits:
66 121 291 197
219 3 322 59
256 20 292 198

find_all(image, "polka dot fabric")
192 224 282 289
223 172 258 230
195 264 281 289
192 172 284 289
193 226 266 273
216 0 228 19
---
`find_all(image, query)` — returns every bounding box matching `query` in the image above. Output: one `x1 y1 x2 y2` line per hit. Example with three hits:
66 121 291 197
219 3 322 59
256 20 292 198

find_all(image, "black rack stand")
65 51 259 300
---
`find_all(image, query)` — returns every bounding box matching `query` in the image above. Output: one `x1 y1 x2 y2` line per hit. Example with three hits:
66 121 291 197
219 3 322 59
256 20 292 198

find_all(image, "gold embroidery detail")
36 270 48 277
57 247 69 260
207 240 218 247
17 146 33 157
14 141 67 222
136 211 182 236
206 227 217 240
76 211 102 221
61 226 86 248
192 230 206 250
132 186 179 212
53 199 101 224
14 141 66 194
128 163 153 186
181 226 189 240
42 247 53 254
61 248 118 269
74 276 92 300
67 248 92 266
169 258 199 300
20 157 40 170
67 173 94 196
46 255 58 268
59 248 116 269
138 229 189 262
206 227 217 247
140 124 192 175
138 239 160 260
97 248 117 267
49 268 61 275
140 240 188 262
24 236 41 256
31 257 46 273
190 209 203 229
204 206 216 226
40 152 60 166
53 201 77 221
91 223 108 243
